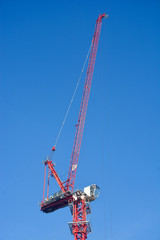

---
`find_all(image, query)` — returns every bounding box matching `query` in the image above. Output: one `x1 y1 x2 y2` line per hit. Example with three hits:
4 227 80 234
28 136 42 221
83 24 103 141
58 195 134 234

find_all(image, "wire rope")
53 41 92 149
101 21 113 240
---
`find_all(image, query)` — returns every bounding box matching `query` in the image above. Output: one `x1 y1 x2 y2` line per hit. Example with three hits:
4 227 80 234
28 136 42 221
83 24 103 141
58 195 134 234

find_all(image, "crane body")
40 13 107 240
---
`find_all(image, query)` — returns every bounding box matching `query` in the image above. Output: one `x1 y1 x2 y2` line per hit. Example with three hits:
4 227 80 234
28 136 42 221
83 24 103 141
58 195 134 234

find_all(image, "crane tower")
40 13 107 240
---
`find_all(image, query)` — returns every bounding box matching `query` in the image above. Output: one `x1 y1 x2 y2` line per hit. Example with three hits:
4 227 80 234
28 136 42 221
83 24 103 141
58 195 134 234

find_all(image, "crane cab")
84 184 100 202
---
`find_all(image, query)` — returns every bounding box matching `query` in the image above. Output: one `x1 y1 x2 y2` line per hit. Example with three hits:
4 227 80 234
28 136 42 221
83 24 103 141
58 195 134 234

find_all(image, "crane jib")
66 13 106 192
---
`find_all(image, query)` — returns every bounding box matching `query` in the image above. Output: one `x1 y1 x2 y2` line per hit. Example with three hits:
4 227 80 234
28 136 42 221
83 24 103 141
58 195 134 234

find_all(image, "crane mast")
40 13 107 240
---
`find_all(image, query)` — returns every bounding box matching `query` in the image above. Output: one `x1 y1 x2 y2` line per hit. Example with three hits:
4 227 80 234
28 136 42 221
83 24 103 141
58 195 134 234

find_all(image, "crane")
40 13 107 240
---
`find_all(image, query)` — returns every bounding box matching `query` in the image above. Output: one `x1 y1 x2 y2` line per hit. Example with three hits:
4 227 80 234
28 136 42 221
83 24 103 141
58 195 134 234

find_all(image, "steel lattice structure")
66 13 106 193
40 13 107 240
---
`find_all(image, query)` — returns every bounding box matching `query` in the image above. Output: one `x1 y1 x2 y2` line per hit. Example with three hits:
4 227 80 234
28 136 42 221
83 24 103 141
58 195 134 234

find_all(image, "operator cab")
84 184 100 202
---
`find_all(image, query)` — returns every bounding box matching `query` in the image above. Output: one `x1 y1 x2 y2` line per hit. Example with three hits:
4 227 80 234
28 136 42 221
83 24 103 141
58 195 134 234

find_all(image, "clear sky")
0 0 160 240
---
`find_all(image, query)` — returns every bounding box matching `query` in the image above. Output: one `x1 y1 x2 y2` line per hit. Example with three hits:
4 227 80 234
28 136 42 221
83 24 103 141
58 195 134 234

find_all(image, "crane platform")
41 184 100 213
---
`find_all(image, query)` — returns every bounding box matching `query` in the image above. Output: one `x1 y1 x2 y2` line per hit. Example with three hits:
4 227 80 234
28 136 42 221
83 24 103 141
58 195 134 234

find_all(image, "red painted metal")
45 160 66 193
47 167 50 199
67 13 106 192
52 146 56 151
72 199 87 240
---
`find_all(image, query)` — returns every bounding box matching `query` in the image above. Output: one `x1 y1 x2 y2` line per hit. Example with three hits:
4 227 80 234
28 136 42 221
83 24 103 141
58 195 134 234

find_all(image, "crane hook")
52 146 56 151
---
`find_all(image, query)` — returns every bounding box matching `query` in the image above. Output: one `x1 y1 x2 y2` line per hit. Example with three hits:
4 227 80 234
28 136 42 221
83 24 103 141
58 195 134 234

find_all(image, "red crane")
40 13 107 240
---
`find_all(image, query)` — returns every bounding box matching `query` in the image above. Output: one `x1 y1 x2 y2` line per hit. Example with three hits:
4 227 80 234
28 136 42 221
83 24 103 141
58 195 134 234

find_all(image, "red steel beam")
67 13 106 192
46 160 66 193
72 199 87 240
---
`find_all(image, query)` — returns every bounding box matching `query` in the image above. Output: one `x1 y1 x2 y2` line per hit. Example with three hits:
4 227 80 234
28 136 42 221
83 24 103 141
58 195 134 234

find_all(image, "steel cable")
47 41 92 160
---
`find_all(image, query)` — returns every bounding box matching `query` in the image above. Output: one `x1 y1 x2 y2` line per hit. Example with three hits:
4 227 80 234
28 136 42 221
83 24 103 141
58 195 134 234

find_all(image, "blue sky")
0 0 160 240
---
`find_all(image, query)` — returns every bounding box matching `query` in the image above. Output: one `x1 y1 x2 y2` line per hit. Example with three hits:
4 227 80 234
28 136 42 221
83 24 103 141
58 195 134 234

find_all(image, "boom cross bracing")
40 13 107 240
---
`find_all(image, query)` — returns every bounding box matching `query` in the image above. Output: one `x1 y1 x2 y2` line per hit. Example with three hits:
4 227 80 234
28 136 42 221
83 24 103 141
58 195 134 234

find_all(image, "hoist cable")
53 41 92 149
